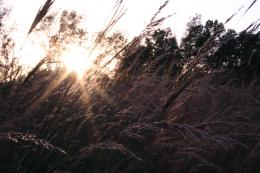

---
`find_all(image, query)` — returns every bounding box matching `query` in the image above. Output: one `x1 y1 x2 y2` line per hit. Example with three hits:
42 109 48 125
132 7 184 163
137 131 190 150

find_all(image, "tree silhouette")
180 14 204 58
209 30 260 75
0 2 21 83
116 28 181 77
181 15 224 62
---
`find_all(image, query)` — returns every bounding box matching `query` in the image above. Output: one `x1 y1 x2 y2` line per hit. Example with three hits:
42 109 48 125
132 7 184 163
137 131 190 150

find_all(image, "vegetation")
0 0 259 172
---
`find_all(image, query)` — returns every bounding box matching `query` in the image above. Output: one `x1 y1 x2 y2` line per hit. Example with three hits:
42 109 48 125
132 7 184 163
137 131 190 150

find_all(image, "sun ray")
29 70 71 110
60 44 98 78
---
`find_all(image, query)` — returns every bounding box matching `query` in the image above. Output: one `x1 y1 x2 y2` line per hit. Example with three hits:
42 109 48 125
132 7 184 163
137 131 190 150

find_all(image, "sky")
2 0 260 68
4 0 260 41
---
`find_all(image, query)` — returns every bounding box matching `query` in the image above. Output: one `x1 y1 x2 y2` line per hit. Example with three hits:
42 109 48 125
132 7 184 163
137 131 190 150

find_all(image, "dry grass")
0 67 259 172
28 0 55 35
0 0 259 172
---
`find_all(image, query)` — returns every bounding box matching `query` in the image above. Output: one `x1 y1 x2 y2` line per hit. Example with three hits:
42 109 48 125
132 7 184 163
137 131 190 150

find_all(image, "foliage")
42 10 87 68
0 2 22 83
116 28 182 78
209 30 260 74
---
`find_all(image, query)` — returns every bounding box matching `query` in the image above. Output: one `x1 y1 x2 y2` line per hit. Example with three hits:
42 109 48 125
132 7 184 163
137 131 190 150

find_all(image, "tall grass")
0 0 259 172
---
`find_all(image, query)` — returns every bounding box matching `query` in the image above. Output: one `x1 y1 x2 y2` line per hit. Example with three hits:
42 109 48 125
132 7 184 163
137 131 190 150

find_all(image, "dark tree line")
117 15 260 80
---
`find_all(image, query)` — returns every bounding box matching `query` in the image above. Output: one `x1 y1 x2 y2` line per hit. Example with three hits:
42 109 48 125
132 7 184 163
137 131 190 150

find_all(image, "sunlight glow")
18 40 47 67
60 45 96 77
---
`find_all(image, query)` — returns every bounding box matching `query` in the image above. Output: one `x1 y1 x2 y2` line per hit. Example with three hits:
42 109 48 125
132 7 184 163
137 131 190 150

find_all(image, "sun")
60 44 97 77
18 40 99 78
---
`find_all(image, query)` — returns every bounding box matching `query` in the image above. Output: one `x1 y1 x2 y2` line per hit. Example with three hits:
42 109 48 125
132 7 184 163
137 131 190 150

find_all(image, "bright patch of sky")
3 0 260 43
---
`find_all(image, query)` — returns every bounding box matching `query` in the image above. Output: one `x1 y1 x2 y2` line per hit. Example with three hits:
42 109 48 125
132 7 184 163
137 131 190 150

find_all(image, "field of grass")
0 0 260 172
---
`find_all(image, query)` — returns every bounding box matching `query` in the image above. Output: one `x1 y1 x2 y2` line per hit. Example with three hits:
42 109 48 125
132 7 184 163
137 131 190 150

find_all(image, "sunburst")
60 44 97 77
